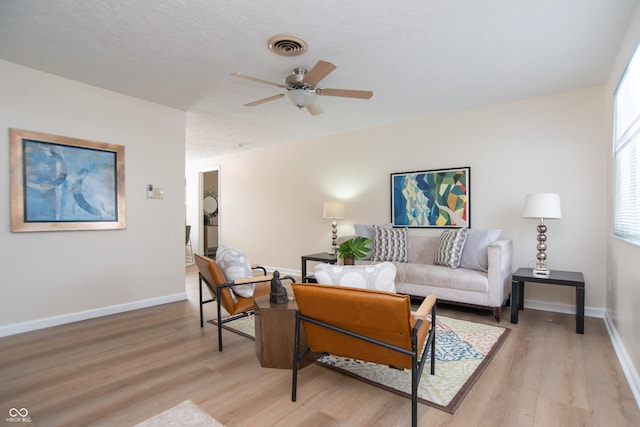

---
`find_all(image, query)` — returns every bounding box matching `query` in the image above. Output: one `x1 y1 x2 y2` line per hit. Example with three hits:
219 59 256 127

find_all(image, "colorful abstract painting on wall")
391 167 470 228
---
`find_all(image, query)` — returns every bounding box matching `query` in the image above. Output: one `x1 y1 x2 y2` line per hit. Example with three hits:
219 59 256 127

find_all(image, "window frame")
613 41 640 246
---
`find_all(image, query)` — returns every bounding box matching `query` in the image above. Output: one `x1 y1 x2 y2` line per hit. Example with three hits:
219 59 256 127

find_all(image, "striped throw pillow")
434 229 469 268
372 226 408 262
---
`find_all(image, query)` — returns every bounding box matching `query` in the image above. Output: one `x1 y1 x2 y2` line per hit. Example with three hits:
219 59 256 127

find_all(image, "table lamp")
322 201 345 254
522 193 562 277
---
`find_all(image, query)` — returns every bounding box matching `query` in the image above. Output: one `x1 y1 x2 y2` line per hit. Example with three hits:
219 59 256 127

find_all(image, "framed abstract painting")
391 167 470 228
9 128 126 232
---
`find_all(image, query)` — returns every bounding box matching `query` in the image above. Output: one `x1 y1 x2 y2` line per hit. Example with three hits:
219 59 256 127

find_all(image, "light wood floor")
1 265 639 427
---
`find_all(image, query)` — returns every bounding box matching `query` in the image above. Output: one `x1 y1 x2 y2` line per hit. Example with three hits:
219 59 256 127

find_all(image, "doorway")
202 170 219 257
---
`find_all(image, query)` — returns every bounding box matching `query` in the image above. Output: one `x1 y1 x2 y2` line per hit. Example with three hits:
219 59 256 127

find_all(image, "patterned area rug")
209 313 509 413
134 399 224 427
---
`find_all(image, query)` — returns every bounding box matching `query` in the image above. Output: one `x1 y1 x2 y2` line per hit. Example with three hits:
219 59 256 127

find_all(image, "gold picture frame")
10 128 126 232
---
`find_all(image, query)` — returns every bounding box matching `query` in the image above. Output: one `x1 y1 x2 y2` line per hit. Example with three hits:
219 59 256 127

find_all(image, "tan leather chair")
194 254 293 351
291 283 436 427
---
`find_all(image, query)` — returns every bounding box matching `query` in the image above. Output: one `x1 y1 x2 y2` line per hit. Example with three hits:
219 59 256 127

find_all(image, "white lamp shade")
323 201 345 219
522 193 562 219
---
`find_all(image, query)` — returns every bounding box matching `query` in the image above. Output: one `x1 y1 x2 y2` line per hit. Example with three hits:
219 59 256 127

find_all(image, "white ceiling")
1 0 637 160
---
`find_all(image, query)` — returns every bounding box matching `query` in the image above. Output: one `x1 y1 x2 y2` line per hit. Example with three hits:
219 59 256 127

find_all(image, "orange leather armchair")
291 283 436 427
194 254 293 351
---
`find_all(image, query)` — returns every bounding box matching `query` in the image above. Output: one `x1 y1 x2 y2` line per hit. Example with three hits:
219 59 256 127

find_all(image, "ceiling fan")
231 60 373 116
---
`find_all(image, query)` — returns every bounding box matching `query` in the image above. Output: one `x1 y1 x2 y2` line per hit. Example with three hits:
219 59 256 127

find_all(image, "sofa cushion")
354 223 392 260
460 229 502 272
433 229 469 268
215 244 254 298
396 262 489 293
372 226 408 262
406 235 439 264
313 262 397 292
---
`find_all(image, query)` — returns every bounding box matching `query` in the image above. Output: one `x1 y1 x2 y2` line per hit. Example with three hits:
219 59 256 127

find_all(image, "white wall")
0 60 187 335
188 86 607 313
606 2 640 403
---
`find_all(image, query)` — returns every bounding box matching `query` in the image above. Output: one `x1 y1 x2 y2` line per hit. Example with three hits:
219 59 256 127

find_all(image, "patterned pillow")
354 223 392 260
215 244 254 298
434 229 469 268
313 262 397 292
372 226 408 262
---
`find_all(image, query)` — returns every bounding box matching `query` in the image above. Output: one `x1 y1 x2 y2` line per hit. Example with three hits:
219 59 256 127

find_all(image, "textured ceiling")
0 0 638 160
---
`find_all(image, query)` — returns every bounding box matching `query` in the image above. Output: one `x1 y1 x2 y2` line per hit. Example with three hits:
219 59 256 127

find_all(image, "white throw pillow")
459 229 502 272
433 228 469 268
215 244 255 298
313 262 397 293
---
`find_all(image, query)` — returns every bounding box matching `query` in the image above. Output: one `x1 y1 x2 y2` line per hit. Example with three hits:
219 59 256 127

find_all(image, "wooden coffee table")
254 295 317 369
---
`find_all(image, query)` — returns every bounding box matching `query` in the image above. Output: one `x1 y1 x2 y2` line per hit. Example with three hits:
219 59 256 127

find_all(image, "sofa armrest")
486 239 513 307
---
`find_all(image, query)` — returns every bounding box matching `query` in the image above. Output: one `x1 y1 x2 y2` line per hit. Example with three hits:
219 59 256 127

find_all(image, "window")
613 42 640 243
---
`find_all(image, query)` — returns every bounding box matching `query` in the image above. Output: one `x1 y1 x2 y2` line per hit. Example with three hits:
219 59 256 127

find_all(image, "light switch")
147 184 164 199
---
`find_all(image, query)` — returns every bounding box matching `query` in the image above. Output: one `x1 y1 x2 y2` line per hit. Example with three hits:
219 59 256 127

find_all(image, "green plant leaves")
337 237 372 259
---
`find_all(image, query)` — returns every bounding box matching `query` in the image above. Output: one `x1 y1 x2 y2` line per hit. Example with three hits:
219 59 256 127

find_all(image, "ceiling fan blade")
302 60 337 86
231 73 286 88
244 93 285 107
316 88 373 99
306 102 323 116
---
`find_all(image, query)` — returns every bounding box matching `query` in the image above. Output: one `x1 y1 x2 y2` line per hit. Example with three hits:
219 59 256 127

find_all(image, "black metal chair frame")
198 266 295 352
292 303 436 427
198 265 267 351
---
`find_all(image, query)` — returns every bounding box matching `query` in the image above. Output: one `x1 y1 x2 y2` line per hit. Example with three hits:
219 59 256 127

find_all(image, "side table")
254 295 317 369
301 252 337 283
510 267 585 334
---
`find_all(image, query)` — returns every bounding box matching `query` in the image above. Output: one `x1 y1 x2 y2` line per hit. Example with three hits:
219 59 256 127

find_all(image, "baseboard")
523 298 605 318
0 292 187 338
604 312 640 411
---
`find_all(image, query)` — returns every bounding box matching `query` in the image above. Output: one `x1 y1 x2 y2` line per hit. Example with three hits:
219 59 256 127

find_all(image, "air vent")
268 35 308 57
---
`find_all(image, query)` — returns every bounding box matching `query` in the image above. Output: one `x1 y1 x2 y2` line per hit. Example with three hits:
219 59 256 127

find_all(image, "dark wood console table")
511 267 585 334
300 252 337 283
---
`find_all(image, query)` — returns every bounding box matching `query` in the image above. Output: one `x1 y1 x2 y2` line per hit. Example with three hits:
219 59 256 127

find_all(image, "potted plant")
337 237 372 265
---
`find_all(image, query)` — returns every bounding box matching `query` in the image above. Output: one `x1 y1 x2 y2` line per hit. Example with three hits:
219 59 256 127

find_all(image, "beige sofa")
357 234 513 322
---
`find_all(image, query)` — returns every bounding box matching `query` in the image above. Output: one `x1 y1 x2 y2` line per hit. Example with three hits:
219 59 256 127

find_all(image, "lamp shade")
522 193 562 219
285 88 316 108
322 201 345 219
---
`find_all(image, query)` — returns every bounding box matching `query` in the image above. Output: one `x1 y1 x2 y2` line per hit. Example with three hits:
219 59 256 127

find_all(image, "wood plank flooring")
1 265 638 426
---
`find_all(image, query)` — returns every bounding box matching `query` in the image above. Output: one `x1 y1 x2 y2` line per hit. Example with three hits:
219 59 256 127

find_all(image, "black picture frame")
391 167 470 228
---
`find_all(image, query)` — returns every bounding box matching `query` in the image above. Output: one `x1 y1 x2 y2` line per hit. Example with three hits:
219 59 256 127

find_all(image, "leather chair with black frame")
194 254 294 351
291 283 436 427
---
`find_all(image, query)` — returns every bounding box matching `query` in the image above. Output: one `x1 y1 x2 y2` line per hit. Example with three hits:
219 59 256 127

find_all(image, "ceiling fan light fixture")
285 88 316 108
232 59 372 115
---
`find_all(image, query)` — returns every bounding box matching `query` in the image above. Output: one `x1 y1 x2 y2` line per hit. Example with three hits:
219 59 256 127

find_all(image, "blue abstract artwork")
23 139 118 222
